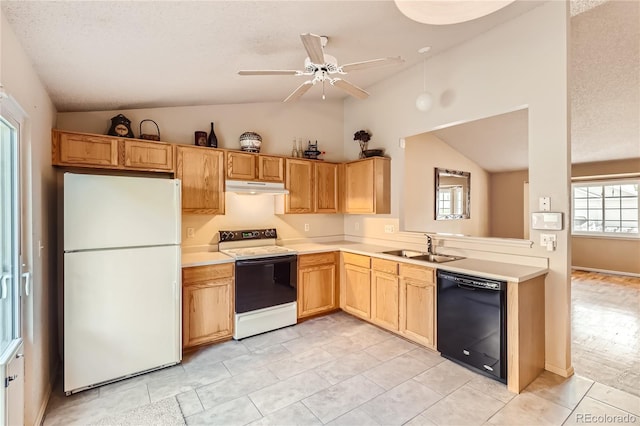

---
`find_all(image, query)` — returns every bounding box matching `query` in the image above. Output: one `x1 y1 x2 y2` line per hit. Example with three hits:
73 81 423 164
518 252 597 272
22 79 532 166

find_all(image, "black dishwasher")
437 270 507 383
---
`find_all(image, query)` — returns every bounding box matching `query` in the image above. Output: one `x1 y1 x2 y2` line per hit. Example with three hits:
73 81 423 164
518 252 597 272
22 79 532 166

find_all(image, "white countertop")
282 241 547 283
181 251 234 268
182 241 547 282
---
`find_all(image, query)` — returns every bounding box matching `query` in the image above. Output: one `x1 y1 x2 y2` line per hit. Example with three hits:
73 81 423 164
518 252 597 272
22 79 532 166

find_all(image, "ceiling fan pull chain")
322 77 326 100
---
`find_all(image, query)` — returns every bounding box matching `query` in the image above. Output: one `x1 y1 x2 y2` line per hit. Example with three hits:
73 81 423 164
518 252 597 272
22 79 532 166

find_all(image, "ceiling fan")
238 33 404 102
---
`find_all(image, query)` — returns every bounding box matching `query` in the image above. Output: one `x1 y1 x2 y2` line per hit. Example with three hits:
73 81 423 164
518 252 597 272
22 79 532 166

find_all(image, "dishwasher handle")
438 271 506 291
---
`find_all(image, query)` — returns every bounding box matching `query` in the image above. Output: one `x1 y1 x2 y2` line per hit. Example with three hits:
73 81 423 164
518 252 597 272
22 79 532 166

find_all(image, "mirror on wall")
402 108 529 239
435 168 470 220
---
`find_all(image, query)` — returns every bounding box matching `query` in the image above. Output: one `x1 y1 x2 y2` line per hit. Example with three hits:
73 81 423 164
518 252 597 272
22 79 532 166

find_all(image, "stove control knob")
265 229 274 237
252 231 260 238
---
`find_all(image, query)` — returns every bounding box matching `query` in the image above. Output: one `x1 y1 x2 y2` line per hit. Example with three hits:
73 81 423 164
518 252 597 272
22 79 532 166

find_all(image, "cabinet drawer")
342 252 370 268
371 258 398 274
298 252 336 268
399 263 434 283
183 263 234 284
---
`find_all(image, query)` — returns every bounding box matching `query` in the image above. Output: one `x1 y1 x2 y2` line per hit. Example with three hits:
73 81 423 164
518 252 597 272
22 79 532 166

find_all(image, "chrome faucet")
425 234 434 255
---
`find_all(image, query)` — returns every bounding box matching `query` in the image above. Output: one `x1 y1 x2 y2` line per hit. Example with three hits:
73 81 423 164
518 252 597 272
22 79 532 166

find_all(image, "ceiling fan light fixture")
394 0 516 25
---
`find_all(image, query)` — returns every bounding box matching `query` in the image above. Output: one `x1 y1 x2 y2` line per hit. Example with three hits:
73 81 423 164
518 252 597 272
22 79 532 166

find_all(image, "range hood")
225 180 289 195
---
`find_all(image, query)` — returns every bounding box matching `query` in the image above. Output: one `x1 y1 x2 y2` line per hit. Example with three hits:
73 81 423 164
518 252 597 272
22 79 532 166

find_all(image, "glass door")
0 114 20 355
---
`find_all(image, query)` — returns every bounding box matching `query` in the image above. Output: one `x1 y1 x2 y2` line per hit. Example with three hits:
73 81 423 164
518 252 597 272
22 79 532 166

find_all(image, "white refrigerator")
63 173 181 394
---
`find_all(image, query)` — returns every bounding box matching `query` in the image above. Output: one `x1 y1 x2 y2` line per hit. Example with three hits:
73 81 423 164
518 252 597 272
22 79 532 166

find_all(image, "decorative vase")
358 141 368 159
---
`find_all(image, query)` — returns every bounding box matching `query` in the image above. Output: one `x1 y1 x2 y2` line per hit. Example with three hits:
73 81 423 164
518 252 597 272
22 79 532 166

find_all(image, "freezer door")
64 245 181 393
64 173 181 251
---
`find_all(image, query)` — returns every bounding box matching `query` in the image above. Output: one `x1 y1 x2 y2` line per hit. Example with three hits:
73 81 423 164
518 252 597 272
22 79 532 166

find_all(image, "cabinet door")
285 159 314 213
345 159 374 213
342 264 371 319
123 139 173 171
315 162 338 213
176 146 225 214
54 131 119 167
183 278 233 348
399 278 435 349
258 155 284 182
344 158 390 214
227 151 256 180
298 263 337 318
371 270 399 331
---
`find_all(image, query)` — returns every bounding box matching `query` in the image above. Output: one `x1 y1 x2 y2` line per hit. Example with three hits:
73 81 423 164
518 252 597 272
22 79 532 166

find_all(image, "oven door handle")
236 255 296 266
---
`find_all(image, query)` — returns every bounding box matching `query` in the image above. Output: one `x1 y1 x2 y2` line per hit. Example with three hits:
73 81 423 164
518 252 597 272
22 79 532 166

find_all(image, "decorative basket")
239 131 262 152
139 119 160 141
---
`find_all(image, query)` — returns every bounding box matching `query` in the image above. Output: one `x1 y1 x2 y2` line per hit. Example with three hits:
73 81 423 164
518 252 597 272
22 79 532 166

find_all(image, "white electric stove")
219 229 298 339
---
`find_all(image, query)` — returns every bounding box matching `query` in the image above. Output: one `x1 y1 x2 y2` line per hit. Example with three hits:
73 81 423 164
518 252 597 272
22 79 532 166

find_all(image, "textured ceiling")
1 0 541 112
2 0 638 167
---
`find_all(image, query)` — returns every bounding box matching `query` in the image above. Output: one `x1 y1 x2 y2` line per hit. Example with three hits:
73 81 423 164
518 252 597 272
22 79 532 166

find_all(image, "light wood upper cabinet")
297 252 338 319
52 129 174 172
182 263 234 350
258 155 285 182
344 157 390 214
315 162 339 213
279 159 338 214
227 151 256 180
176 146 225 214
52 130 119 168
122 139 173 171
398 263 436 349
284 159 314 213
226 151 285 183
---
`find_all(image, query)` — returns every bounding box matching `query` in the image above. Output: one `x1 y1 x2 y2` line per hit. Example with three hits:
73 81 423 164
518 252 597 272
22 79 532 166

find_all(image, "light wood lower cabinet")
297 252 338 319
341 253 372 320
182 263 234 350
399 263 436 350
371 258 400 331
176 146 225 214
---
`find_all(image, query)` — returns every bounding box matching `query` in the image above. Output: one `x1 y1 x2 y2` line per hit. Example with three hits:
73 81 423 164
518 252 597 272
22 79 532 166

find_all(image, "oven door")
235 254 297 314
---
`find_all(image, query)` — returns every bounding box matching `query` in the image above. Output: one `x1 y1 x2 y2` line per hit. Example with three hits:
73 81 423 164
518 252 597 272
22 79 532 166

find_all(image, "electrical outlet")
384 225 394 233
304 223 309 232
540 233 556 246
539 197 551 212
355 222 360 231
187 227 195 239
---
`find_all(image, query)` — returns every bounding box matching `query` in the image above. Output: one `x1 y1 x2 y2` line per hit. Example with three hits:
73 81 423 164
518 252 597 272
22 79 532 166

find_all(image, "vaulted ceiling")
2 1 638 166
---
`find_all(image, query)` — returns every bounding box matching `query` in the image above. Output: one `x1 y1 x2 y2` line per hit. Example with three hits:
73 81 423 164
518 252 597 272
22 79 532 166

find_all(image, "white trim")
34 364 57 426
572 266 640 278
572 233 639 241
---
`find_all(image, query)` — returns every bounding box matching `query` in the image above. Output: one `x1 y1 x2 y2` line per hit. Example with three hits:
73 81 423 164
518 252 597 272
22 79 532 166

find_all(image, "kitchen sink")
410 253 464 263
382 249 464 263
382 249 426 258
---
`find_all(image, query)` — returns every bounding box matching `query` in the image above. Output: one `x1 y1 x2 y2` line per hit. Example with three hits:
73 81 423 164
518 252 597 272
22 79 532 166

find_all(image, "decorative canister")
239 132 262 153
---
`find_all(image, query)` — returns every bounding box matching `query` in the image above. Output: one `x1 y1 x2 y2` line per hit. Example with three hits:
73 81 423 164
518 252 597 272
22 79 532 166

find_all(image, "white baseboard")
572 266 640 278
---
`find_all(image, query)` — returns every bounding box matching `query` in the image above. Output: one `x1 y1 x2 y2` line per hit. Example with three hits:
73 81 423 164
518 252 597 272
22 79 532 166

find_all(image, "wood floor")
571 269 640 397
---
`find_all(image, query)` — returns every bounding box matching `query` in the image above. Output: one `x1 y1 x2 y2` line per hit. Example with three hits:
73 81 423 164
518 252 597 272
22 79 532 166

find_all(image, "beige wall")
343 2 572 375
403 133 490 236
56 101 347 248
2 12 58 425
571 158 640 275
489 169 528 239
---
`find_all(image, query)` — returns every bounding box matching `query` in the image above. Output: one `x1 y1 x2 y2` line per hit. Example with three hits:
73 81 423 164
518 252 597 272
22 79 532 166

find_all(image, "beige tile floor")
43 311 640 425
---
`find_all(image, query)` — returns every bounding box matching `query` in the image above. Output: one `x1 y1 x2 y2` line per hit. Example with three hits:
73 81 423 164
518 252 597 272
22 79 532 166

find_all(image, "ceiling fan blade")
283 80 315 103
300 33 325 64
340 57 404 73
331 78 369 100
238 70 300 76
